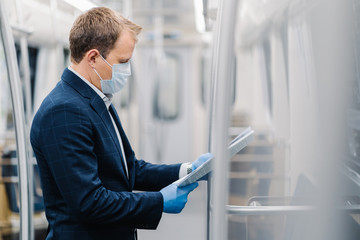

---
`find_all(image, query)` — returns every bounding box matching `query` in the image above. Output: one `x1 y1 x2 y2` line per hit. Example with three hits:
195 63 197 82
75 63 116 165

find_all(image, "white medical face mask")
93 55 131 94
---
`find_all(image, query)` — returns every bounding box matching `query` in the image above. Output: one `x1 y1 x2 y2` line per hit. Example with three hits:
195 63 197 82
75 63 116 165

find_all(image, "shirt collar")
68 66 113 109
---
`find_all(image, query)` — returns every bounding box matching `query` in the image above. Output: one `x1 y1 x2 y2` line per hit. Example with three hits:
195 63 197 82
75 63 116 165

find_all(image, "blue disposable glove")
160 182 198 213
191 152 213 180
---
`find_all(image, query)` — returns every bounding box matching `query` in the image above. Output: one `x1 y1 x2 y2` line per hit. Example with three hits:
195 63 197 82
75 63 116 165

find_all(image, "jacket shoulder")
31 81 91 144
39 80 89 114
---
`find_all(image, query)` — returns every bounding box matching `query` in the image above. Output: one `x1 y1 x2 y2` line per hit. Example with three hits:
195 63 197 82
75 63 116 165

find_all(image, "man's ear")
86 49 100 68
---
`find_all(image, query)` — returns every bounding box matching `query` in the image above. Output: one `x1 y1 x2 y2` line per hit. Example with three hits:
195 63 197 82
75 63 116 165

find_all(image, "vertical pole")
0 2 31 240
14 1 35 239
205 2 221 239
208 0 239 239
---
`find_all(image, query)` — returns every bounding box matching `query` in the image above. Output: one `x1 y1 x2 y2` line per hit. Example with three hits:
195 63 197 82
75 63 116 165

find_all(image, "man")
30 7 212 240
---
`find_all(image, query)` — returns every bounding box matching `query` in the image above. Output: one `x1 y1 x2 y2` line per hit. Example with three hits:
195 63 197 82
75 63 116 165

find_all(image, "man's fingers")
201 153 213 160
180 182 199 193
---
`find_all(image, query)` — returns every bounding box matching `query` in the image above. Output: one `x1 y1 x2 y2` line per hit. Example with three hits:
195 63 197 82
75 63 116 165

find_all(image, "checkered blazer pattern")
30 68 181 240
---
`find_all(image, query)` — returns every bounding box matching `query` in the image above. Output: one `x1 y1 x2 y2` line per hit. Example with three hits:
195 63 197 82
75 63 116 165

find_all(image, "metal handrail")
0 156 37 166
0 177 19 183
226 204 360 216
0 2 31 240
11 24 33 36
226 205 316 216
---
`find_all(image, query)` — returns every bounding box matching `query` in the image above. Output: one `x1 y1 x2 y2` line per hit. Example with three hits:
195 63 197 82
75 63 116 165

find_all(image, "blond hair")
69 7 142 63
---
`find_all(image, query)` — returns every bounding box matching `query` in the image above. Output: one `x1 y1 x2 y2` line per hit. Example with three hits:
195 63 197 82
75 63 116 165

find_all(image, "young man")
30 7 211 240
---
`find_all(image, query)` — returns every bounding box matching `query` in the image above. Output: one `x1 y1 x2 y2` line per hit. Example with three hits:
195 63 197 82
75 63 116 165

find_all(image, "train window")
262 38 273 117
280 22 289 95
201 50 211 106
201 52 236 107
153 53 181 120
231 56 237 105
14 44 39 110
63 48 70 68
28 47 39 104
120 73 133 108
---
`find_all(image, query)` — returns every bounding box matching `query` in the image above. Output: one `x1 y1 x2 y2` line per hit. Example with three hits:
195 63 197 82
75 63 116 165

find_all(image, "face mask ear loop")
100 55 113 68
93 67 103 81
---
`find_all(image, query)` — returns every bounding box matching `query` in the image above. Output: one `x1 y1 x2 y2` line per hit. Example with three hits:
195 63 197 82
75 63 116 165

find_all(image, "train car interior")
0 0 360 239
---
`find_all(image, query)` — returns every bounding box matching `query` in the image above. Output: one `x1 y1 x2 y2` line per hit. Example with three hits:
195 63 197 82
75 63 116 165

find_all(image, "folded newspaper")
174 127 254 187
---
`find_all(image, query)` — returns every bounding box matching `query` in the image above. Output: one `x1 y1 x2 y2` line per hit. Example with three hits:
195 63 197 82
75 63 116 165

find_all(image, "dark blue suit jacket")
30 68 181 240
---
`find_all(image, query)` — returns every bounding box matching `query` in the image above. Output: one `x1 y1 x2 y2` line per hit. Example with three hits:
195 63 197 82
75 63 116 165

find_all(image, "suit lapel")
90 95 130 187
90 97 120 153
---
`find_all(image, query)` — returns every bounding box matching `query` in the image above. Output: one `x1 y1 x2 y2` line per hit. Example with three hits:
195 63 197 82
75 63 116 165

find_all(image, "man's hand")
191 153 213 180
160 182 198 213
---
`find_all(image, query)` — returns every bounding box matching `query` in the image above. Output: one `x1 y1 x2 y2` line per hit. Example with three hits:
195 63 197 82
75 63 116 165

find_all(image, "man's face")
95 29 135 82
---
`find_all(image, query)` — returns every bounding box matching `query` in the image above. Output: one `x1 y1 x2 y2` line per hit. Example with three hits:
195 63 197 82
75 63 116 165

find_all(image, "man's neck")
71 62 102 92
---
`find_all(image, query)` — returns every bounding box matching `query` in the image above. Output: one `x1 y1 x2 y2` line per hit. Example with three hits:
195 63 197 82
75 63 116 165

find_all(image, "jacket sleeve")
133 159 181 191
33 102 163 228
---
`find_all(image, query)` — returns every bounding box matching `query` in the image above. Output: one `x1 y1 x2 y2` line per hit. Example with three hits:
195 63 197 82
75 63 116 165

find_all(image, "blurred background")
0 0 360 239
